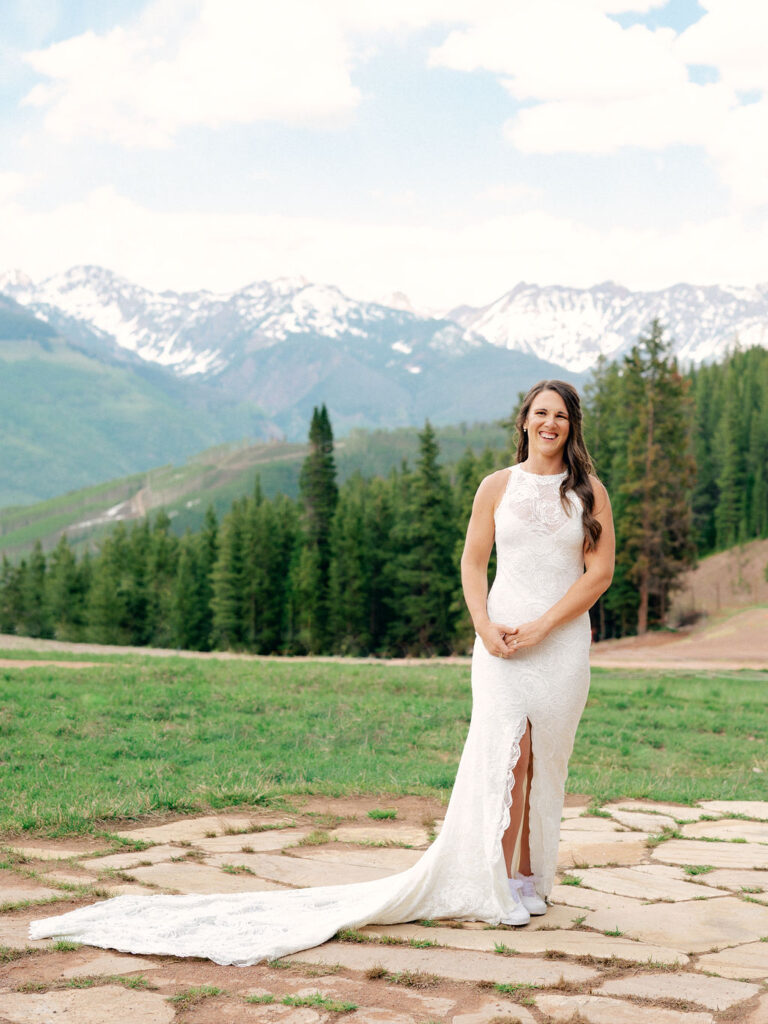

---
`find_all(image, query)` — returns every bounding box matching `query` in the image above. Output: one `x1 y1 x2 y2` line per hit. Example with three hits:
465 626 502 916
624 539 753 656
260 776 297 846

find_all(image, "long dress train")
30 463 591 966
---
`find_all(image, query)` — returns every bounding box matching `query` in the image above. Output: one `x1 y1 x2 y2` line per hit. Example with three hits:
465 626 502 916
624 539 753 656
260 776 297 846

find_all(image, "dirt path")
1 606 765 672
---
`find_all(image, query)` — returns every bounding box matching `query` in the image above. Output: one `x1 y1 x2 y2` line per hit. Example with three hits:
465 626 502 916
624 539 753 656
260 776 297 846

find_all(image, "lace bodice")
491 464 586 620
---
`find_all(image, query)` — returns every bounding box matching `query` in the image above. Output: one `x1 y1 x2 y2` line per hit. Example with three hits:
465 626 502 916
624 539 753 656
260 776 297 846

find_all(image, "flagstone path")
1 795 767 1023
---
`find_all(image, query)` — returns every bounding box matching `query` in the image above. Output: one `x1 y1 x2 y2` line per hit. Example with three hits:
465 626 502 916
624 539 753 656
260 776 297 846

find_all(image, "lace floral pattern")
31 462 591 965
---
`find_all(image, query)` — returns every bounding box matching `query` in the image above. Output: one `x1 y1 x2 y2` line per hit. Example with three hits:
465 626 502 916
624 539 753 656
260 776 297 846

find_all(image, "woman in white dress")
459 379 614 923
30 379 614 964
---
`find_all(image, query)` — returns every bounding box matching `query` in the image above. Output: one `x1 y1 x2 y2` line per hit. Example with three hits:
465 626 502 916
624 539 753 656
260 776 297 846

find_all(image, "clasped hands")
477 618 552 658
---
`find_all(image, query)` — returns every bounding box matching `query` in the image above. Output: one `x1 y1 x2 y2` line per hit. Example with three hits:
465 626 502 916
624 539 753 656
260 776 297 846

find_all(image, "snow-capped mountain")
450 281 768 373
0 265 474 380
2 266 767 380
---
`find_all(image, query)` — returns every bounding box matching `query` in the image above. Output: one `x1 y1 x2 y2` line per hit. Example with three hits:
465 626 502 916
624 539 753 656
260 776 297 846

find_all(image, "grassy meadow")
0 655 765 836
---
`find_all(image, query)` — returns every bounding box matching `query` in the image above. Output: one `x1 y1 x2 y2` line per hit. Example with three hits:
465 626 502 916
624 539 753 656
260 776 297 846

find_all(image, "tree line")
1 324 766 652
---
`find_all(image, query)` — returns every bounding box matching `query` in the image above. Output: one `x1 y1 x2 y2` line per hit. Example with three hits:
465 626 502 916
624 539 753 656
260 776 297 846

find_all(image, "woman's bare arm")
460 471 518 658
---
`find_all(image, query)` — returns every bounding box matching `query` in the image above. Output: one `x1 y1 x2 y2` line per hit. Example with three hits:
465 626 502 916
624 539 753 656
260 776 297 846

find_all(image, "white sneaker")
515 873 547 915
501 878 531 926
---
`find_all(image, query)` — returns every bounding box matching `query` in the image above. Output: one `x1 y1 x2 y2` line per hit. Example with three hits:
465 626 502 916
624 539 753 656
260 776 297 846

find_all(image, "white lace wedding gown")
30 464 591 966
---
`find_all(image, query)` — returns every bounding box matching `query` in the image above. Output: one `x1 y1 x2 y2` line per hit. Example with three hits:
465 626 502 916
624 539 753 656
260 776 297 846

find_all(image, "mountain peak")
0 268 35 296
1 265 767 377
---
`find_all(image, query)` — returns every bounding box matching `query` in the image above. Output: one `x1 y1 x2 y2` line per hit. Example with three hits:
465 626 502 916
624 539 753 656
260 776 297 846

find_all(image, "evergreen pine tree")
388 421 459 654
146 510 179 645
170 534 207 649
328 473 373 653
86 524 131 644
195 504 218 649
21 540 51 638
47 534 87 640
0 555 24 634
296 404 338 651
617 320 697 634
211 499 247 648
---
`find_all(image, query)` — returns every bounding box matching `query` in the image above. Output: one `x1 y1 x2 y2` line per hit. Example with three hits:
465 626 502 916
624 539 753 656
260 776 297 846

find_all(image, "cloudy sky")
2 0 767 307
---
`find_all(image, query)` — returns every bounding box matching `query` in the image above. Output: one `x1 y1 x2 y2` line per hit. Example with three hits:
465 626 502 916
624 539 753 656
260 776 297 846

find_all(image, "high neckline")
513 463 567 479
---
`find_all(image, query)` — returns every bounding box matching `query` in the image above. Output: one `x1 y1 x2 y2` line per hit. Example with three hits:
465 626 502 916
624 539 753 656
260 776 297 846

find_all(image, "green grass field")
0 657 765 836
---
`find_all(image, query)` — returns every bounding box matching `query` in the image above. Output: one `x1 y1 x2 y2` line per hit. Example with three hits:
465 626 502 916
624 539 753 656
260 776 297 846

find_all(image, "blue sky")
1 0 767 308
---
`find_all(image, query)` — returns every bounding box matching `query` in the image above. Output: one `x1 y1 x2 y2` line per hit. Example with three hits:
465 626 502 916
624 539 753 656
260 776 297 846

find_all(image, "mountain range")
1 264 767 507
4 266 767 378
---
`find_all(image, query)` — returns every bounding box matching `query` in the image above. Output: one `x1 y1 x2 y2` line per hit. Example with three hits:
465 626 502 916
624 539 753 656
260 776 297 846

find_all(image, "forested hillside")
1 332 766 652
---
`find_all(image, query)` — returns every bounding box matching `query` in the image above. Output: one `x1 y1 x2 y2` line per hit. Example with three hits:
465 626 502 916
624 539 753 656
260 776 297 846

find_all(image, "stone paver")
346 1011 414 1024
40 870 98 886
535 993 713 1023
693 868 768 892
204 851 397 885
5 799 768 1024
81 844 178 871
358 923 689 966
555 816 630 832
699 800 768 818
558 829 647 845
609 801 713 821
127 861 288 893
329 825 429 846
518 903 582 930
561 805 588 819
584 895 768 953
194 829 312 853
115 814 290 843
696 940 768 980
610 809 677 832
0 912 62 949
557 837 649 868
681 819 768 842
289 846 422 871
0 874 61 904
570 865 721 901
550 884 647 915
596 971 760 1010
287 939 599 984
224 1006 322 1022
59 951 162 978
0 986 174 1024
8 845 100 862
744 993 768 1023
652 838 768 869
452 999 537 1023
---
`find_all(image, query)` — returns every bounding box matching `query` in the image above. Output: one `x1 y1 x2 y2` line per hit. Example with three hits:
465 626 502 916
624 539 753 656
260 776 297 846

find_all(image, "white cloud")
2 186 767 308
476 183 542 205
676 0 768 93
22 0 362 146
429 0 768 210
0 172 29 202
17 0 684 149
430 6 683 103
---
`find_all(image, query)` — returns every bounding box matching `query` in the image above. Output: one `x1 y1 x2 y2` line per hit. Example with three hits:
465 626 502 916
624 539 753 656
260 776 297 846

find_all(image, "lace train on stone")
30 463 591 965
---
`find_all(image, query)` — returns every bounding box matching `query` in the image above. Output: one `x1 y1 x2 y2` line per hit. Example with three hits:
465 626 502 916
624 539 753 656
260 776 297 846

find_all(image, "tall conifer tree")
389 421 458 654
617 320 696 634
297 404 338 651
211 499 247 648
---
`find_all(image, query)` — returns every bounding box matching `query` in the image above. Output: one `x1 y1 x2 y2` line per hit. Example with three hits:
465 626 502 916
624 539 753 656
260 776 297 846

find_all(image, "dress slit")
496 713 531 871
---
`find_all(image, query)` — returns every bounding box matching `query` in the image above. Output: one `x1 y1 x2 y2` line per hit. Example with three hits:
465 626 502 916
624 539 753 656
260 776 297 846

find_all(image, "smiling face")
523 388 570 460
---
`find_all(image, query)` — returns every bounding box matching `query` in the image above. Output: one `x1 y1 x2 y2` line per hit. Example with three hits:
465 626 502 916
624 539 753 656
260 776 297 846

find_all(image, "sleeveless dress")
30 463 591 966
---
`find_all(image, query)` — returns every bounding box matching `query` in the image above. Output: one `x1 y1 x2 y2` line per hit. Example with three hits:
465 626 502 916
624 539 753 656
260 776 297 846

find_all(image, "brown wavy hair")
514 379 602 552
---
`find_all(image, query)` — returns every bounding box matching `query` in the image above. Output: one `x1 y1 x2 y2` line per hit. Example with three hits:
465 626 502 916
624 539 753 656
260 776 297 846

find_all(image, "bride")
31 379 614 965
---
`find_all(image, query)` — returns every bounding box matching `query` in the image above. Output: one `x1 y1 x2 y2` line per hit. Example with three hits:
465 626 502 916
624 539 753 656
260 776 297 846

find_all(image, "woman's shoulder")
587 473 611 509
471 467 513 512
